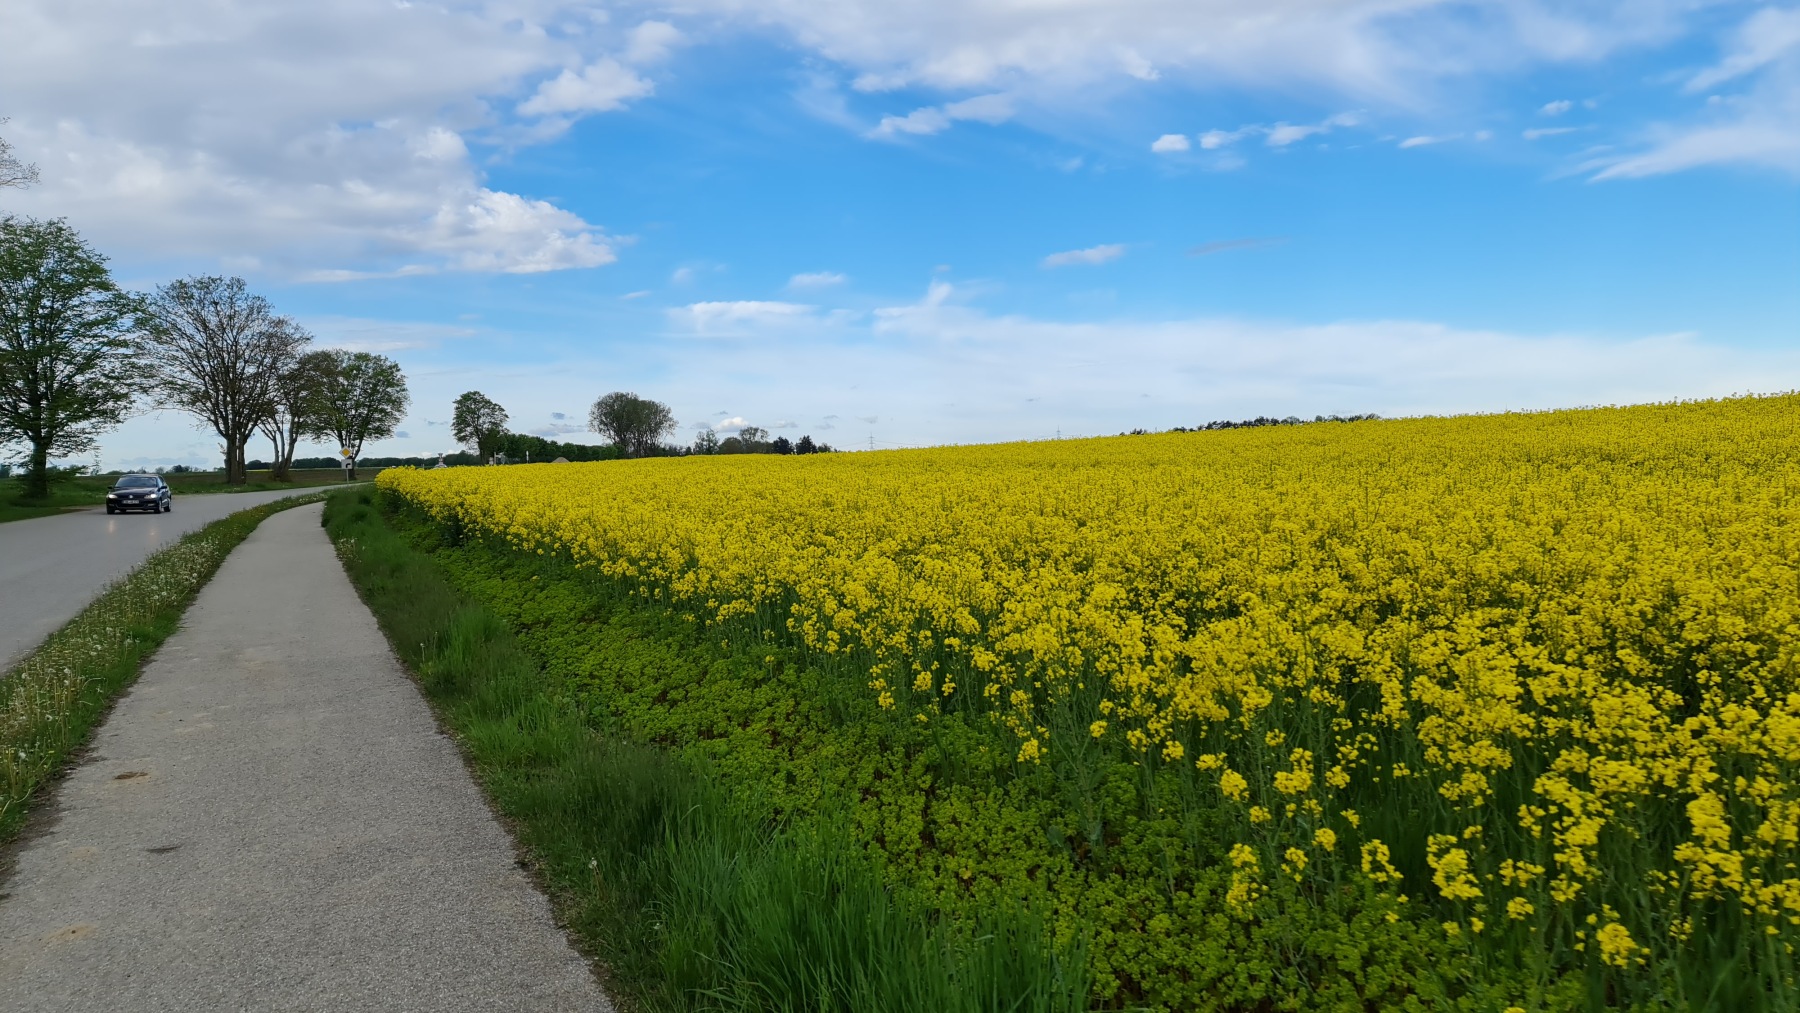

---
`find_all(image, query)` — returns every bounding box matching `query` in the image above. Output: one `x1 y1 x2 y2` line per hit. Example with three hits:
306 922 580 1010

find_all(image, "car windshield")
114 475 159 488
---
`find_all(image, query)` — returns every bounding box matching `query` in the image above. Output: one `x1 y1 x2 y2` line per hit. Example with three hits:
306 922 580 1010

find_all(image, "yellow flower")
1219 768 1249 802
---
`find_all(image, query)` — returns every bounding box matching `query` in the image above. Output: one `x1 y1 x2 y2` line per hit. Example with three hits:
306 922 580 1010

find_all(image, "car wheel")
163 501 172 513
106 506 116 515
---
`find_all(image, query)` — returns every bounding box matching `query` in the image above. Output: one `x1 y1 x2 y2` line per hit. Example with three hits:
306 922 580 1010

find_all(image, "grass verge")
322 486 1090 1013
0 492 329 845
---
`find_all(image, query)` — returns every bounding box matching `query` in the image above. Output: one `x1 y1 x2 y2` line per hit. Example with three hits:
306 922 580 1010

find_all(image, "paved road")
0 503 612 1012
0 487 349 672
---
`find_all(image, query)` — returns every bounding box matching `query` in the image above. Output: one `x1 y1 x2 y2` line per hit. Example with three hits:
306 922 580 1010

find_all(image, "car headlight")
107 493 118 499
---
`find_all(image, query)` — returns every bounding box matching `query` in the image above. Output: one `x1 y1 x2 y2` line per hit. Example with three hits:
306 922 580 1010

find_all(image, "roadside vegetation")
322 487 1088 1013
0 493 327 845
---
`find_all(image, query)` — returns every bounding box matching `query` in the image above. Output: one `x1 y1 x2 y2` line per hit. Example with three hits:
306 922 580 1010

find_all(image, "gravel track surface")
0 503 613 1012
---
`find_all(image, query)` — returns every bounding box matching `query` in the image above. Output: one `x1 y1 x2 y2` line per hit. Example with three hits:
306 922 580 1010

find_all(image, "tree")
309 349 408 479
736 425 768 449
771 435 793 455
138 277 309 485
691 428 719 455
257 347 330 481
0 217 138 499
796 434 817 455
452 391 508 462
588 391 677 459
0 121 39 191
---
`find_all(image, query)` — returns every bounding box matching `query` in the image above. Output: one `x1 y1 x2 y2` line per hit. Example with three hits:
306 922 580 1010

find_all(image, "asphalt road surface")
0 487 344 672
0 503 612 1011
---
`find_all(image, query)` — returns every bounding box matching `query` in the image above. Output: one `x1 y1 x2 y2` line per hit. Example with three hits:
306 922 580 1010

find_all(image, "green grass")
322 487 1090 1013
0 492 329 845
0 469 376 523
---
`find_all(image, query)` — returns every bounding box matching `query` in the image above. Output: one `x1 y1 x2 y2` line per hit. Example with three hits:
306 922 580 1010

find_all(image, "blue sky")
1 0 1796 467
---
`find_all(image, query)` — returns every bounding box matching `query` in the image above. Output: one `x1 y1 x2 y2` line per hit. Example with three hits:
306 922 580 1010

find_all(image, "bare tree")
0 120 40 191
310 349 409 479
0 217 137 499
588 391 676 458
258 347 331 481
138 276 309 485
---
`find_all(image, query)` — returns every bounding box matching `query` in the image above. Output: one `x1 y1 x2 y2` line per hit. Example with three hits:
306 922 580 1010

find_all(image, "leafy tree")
0 120 39 190
452 391 508 462
310 349 409 479
258 346 330 481
771 435 793 455
588 391 677 458
691 428 719 455
138 276 309 485
0 217 138 499
796 434 817 455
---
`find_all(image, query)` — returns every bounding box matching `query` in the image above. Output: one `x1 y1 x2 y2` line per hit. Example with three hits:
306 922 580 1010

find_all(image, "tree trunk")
277 430 301 482
22 441 50 501
226 435 248 485
268 434 288 482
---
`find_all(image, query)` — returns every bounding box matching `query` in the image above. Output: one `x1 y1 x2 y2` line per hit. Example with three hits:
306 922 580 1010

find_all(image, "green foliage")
0 215 138 499
588 390 677 458
308 348 409 472
381 489 1775 1012
323 489 1089 1012
493 431 623 463
452 390 508 460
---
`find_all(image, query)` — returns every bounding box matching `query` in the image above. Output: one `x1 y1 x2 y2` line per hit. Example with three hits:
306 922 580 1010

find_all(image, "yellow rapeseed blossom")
379 393 1800 984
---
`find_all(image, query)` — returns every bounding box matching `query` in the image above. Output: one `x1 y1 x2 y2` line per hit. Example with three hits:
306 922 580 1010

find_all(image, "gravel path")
0 487 349 672
0 503 613 1012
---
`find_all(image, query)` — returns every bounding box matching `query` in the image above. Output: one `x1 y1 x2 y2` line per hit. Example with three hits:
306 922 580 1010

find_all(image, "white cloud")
675 0 1698 100
1540 99 1574 116
1685 7 1800 92
714 416 751 432
518 58 654 117
627 21 685 66
1150 133 1191 153
1199 127 1256 149
789 271 848 289
671 300 819 336
0 1 670 277
1042 243 1126 268
1523 126 1580 140
870 107 952 137
1592 6 1800 179
769 419 799 428
1399 134 1451 148
1266 123 1324 146
867 92 1014 139
1193 112 1362 153
943 93 1015 123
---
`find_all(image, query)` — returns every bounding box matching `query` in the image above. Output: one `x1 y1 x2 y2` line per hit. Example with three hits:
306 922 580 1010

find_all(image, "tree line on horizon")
447 389 836 465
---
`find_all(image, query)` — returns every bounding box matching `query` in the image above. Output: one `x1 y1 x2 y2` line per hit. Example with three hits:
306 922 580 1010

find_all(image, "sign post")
340 448 353 482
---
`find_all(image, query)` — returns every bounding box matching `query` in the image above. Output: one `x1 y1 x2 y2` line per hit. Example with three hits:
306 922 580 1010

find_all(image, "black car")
106 474 172 514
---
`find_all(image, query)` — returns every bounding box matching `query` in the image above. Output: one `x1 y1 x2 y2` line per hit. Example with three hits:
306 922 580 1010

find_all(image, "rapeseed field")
381 394 1800 1010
